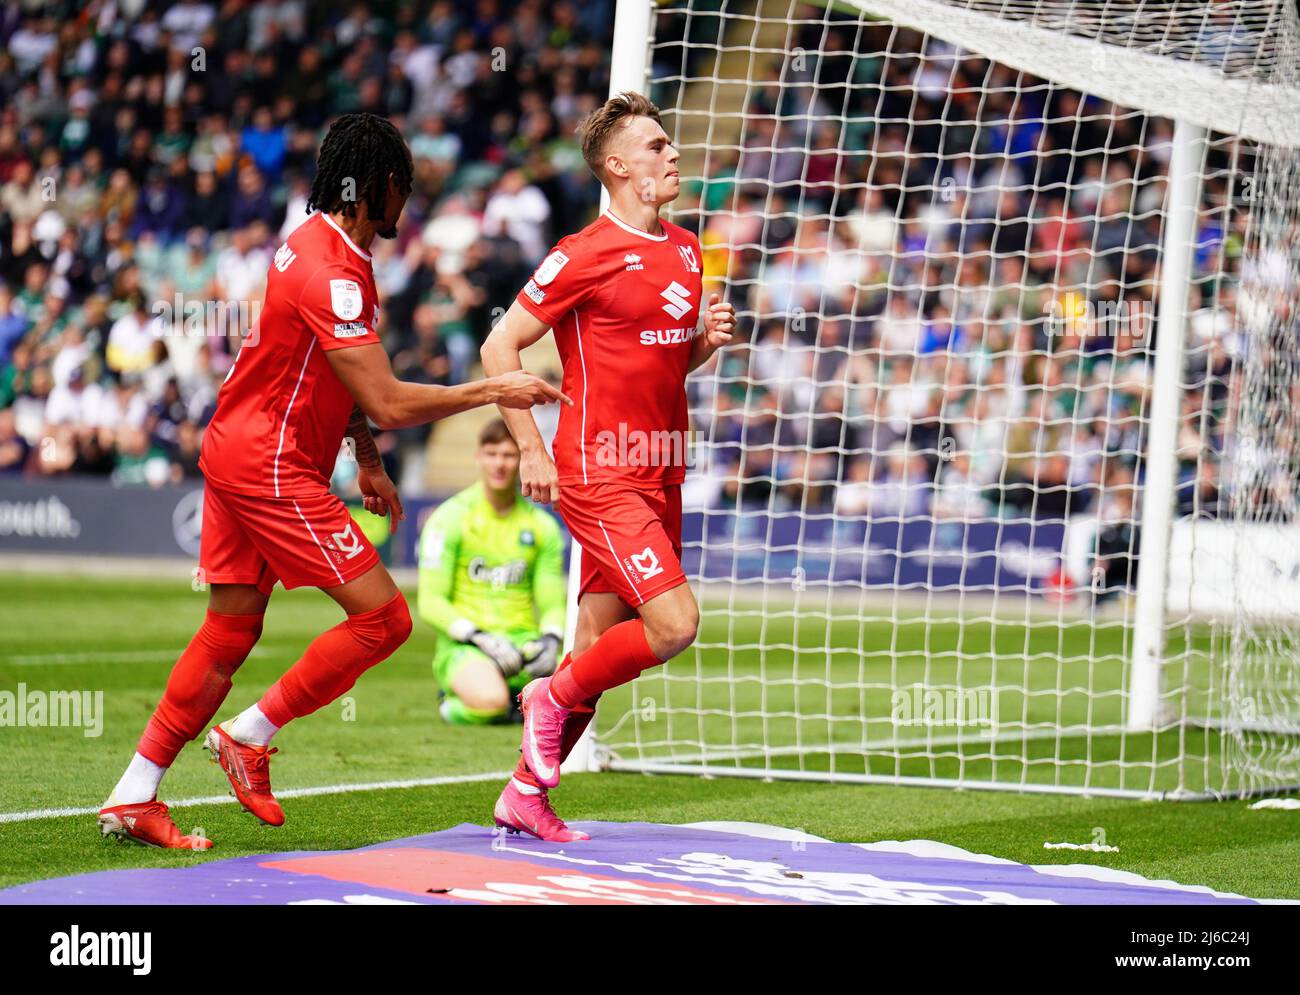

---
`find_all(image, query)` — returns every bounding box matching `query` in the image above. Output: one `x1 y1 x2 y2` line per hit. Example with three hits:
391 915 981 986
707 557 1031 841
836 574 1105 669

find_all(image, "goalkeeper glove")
521 633 563 678
449 619 524 676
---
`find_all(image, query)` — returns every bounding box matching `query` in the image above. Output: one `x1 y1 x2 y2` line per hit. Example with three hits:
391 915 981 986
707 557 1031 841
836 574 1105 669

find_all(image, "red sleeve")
299 266 382 352
514 235 596 327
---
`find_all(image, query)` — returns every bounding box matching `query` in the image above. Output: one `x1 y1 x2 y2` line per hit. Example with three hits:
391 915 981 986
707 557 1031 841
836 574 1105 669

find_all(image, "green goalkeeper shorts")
432 632 537 696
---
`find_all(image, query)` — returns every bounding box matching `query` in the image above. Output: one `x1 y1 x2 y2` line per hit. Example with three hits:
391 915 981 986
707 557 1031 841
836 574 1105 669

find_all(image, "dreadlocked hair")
307 113 414 221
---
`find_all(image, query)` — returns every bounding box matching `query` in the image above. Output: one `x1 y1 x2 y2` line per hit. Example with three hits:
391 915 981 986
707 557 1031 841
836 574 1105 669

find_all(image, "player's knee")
463 685 511 715
348 592 412 659
233 619 264 657
440 696 509 725
383 594 414 652
646 608 698 660
196 611 264 677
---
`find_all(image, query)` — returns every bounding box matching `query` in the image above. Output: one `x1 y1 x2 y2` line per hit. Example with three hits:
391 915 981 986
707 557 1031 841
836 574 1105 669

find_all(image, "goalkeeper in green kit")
418 419 567 724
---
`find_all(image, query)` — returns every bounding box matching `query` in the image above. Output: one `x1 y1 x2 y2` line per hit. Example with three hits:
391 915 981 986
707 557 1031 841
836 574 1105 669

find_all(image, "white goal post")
566 0 1300 798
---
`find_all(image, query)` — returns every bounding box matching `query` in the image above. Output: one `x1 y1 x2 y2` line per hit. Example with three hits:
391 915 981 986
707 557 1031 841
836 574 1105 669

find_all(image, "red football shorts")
560 482 686 607
198 482 379 593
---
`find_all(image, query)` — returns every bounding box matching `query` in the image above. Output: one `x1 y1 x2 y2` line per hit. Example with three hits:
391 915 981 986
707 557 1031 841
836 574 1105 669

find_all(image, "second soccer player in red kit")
97 114 568 848
481 91 737 841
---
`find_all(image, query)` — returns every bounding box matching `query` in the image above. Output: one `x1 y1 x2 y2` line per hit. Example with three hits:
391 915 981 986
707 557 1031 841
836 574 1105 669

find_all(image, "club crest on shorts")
533 250 569 286
330 279 363 321
329 522 364 561
630 546 663 580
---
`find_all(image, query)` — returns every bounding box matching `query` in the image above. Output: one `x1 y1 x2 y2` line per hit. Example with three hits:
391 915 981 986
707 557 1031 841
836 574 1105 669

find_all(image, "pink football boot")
493 778 589 843
518 676 570 788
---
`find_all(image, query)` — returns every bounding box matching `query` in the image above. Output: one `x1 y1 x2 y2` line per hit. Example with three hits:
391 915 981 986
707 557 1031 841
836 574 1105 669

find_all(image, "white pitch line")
0 769 514 824
3 648 278 666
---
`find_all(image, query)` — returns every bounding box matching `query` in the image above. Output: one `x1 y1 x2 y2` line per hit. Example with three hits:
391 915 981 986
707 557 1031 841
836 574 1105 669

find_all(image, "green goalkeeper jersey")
417 482 566 644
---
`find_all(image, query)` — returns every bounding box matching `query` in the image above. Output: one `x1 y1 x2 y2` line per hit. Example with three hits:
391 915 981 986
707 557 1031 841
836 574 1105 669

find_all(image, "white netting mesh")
591 0 1300 797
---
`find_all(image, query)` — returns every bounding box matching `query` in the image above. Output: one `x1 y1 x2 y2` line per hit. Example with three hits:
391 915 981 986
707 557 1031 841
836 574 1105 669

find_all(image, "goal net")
586 0 1300 798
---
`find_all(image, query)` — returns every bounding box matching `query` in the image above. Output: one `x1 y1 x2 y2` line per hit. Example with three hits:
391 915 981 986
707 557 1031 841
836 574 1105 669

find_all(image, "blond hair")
576 91 664 182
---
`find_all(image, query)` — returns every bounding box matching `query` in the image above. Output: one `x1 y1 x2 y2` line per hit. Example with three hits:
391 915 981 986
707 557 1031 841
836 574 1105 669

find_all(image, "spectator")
482 168 552 262
106 294 161 376
0 407 31 474
111 424 171 487
240 106 289 183
0 285 28 367
228 164 276 230
0 159 44 225
214 223 271 304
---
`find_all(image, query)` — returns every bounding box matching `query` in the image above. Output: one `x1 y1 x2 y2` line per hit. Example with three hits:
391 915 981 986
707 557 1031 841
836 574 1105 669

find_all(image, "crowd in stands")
1 2 1266 540
676 22 1255 527
0 0 612 489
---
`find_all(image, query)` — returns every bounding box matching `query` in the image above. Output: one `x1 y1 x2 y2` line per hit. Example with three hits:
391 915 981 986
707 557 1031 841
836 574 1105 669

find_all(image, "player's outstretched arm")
481 301 562 505
326 341 570 431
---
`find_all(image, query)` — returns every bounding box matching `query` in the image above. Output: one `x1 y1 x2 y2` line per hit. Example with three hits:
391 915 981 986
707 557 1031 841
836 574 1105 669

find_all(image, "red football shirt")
200 212 382 497
515 209 705 489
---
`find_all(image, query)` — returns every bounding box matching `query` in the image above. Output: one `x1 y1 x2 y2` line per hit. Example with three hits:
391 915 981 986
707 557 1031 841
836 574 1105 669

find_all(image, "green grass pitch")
0 573 1297 900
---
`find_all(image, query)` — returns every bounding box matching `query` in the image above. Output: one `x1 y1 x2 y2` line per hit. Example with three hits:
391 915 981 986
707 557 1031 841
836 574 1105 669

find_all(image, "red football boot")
98 799 213 849
204 724 285 826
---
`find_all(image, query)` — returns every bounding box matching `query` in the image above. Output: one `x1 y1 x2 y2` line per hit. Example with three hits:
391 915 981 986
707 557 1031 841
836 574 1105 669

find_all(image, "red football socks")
137 609 265 767
258 591 412 728
549 619 661 708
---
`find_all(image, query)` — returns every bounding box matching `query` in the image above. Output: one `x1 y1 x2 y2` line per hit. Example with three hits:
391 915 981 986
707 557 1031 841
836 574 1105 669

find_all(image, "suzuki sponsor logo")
639 326 698 346
660 281 694 320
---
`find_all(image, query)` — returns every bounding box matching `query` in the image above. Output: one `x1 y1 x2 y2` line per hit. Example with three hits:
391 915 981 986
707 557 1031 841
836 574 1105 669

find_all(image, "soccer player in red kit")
98 114 567 848
481 92 737 841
